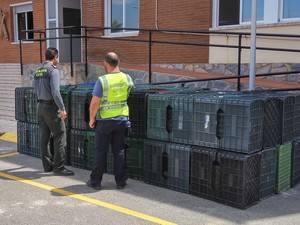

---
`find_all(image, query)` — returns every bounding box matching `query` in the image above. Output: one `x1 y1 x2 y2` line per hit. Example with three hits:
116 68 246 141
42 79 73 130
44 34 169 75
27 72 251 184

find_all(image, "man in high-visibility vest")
87 52 134 190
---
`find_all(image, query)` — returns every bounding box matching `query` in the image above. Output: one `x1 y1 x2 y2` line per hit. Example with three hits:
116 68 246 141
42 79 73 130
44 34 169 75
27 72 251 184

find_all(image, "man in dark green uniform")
33 47 74 176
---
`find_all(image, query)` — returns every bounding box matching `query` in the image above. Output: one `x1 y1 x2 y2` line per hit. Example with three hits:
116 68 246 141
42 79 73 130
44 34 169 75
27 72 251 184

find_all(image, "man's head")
104 52 120 73
45 47 59 66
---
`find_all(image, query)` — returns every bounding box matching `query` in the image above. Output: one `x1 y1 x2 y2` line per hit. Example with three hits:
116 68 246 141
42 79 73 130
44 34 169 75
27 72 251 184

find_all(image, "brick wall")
82 0 211 64
0 0 211 64
0 0 46 64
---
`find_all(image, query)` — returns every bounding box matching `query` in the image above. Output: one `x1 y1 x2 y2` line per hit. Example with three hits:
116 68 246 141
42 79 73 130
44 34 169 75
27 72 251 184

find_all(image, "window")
105 0 139 36
282 0 300 19
217 0 264 26
12 3 34 41
241 0 264 22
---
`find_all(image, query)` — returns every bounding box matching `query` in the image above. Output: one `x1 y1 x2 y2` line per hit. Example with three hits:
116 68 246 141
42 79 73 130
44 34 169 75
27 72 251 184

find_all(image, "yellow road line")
0 152 18 158
0 171 177 225
0 132 17 143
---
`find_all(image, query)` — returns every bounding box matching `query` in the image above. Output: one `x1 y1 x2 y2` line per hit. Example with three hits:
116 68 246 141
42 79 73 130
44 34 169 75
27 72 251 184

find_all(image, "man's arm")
89 80 102 128
50 69 65 111
89 96 101 128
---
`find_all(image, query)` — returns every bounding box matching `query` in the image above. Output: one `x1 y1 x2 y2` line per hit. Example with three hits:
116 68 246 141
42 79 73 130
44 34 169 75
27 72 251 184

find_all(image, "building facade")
0 0 211 65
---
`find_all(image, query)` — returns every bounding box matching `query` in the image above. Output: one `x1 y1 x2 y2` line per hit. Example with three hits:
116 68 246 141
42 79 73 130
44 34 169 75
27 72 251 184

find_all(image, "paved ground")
0 119 17 134
1 147 300 225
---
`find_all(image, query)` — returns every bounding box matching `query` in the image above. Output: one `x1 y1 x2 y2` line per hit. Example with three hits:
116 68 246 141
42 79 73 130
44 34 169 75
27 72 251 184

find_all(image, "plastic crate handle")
84 96 91 124
162 152 168 179
212 156 221 192
216 109 224 139
25 129 30 149
166 105 173 133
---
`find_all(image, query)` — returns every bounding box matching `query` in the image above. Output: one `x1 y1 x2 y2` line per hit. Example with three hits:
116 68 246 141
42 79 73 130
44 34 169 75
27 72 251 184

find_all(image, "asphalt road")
1 148 300 225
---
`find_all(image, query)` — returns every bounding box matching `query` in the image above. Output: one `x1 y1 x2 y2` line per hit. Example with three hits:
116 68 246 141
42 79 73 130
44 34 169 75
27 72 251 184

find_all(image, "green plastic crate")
126 138 144 180
276 143 292 193
147 94 172 141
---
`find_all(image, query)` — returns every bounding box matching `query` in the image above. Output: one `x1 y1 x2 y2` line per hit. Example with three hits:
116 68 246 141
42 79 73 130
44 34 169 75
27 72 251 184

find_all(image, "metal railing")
19 26 300 92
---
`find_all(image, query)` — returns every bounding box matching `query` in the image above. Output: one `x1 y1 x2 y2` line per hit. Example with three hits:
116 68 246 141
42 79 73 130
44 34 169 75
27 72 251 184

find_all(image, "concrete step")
0 78 23 84
0 72 21 76
0 115 15 121
0 105 15 112
0 83 23 89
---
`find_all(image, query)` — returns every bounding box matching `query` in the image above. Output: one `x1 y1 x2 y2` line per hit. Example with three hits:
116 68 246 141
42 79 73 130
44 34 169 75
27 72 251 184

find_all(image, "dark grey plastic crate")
292 139 300 187
17 121 40 158
147 94 172 141
70 87 93 130
281 95 295 144
15 87 31 122
190 146 261 209
143 140 191 193
165 143 191 193
192 95 220 148
218 96 264 153
25 88 38 124
260 148 277 199
170 94 194 145
217 150 261 209
69 129 96 170
294 94 300 138
143 140 166 187
262 97 282 148
190 146 217 200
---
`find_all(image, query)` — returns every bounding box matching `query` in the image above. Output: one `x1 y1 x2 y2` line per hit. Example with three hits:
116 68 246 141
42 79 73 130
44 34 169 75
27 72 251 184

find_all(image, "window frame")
213 0 291 28
11 2 34 42
104 0 139 37
280 0 300 22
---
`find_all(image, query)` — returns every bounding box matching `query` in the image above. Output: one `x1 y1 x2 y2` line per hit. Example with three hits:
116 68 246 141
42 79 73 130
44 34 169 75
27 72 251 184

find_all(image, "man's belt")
38 99 55 104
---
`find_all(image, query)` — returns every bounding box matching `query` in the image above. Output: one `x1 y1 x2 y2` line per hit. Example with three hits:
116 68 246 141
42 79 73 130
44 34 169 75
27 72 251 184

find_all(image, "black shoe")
86 180 101 190
116 183 127 190
44 168 53 173
53 168 74 176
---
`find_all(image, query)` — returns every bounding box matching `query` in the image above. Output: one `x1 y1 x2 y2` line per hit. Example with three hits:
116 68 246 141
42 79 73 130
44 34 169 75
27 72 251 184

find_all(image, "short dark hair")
104 52 119 67
45 47 58 61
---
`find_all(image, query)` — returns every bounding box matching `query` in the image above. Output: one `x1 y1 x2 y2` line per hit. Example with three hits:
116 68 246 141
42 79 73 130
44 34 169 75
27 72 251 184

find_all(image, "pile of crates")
15 84 300 209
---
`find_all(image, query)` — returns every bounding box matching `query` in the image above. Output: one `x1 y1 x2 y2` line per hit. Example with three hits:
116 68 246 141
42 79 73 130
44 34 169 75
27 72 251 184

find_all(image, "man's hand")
59 110 67 120
89 118 96 129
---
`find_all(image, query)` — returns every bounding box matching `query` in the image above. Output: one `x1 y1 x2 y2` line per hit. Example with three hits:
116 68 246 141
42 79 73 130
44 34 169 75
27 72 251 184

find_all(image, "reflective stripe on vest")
97 72 132 119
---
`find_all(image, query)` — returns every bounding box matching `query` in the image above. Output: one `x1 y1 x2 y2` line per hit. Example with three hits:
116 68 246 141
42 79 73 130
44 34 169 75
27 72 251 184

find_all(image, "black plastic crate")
147 94 172 141
17 121 40 158
126 138 144 180
280 95 295 144
294 94 300 138
218 96 264 153
128 92 148 138
292 139 300 187
260 148 277 199
15 87 31 122
262 97 282 148
217 150 261 209
190 146 217 201
170 94 194 145
143 140 167 187
25 88 38 124
69 129 95 170
70 87 93 130
190 146 261 209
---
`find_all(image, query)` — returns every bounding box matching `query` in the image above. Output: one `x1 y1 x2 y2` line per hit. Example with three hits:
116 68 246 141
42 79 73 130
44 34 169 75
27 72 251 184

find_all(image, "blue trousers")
90 120 128 186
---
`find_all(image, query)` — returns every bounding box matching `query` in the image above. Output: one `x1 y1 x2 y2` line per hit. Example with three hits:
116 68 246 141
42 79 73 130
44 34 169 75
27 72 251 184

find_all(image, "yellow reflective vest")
97 72 134 119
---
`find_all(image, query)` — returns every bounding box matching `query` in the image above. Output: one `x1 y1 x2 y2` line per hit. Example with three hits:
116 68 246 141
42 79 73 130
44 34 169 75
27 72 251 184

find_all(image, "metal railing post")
237 34 242 91
39 33 42 63
148 31 152 83
85 27 88 78
70 28 74 77
19 39 23 75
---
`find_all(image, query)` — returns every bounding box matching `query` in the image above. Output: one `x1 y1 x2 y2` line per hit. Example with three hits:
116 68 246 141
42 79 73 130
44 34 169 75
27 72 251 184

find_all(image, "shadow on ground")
1 153 300 224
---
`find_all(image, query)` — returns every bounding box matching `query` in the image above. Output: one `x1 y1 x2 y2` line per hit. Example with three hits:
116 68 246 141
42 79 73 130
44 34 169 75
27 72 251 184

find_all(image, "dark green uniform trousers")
38 102 66 171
